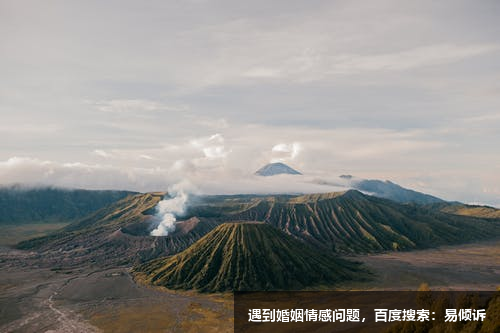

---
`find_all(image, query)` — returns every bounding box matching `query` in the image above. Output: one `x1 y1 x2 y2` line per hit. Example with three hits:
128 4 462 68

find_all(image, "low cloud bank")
0 156 499 207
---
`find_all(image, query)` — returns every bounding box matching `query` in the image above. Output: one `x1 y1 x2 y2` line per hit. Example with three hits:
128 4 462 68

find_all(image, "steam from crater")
150 185 189 236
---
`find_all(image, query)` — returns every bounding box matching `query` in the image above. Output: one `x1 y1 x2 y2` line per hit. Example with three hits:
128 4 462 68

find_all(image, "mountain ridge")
16 192 220 267
133 222 367 292
189 190 500 253
0 186 134 225
15 189 500 268
352 179 444 204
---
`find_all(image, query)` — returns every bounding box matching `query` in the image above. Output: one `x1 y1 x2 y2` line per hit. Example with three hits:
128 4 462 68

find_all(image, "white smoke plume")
150 182 194 236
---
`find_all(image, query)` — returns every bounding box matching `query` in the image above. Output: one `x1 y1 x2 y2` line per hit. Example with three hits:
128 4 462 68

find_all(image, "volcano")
255 162 302 176
133 222 366 292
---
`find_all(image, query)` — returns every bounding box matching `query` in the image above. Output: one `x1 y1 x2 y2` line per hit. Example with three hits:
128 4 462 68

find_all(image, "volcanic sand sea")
340 239 500 291
0 253 233 333
0 239 499 332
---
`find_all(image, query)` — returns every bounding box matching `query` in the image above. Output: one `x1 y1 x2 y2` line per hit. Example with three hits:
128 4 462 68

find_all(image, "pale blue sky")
1 0 499 205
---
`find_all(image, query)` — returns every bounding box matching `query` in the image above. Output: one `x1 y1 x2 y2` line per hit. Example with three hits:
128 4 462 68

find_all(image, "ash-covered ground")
0 247 233 333
1 239 499 332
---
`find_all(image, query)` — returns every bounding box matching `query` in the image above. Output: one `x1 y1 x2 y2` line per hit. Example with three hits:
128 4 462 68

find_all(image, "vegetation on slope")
14 189 500 268
427 202 500 219
0 186 132 224
16 192 220 266
16 192 162 249
134 223 367 292
0 223 68 246
189 190 500 253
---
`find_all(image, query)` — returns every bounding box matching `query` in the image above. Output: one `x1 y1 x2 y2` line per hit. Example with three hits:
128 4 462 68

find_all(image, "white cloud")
194 117 230 129
91 99 188 113
0 156 343 195
325 44 499 75
1 1 500 206
241 44 499 83
271 142 302 162
190 133 224 148
202 146 228 159
190 133 230 159
1 118 499 208
93 149 111 158
0 157 177 191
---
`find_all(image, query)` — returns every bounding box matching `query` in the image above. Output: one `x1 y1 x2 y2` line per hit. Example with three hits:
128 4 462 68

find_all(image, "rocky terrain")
134 222 368 292
188 190 500 253
1 188 499 332
13 189 500 270
15 193 220 267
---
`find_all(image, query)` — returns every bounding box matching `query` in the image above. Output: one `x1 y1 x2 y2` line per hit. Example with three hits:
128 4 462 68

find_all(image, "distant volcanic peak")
255 162 302 176
134 222 363 292
352 179 444 204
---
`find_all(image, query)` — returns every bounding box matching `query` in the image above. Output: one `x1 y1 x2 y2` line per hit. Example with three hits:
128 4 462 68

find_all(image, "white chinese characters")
248 308 362 322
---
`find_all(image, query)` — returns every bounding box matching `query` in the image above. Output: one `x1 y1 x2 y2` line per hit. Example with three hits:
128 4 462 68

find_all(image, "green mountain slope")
134 223 367 292
16 189 500 268
190 190 500 253
17 192 219 267
0 186 133 224
426 202 500 219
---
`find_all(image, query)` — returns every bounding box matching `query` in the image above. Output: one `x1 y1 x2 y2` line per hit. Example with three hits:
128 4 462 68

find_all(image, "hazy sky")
1 0 499 206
